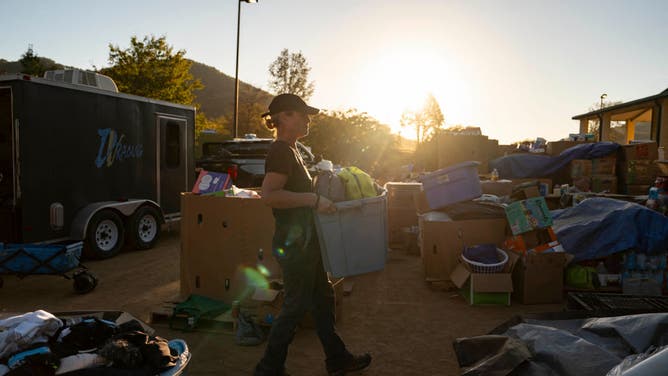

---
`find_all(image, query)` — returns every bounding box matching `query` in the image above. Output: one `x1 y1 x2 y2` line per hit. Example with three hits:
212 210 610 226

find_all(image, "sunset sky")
2 0 667 144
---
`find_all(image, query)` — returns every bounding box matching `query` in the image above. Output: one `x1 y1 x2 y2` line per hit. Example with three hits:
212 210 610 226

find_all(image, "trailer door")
157 115 188 215
0 87 17 241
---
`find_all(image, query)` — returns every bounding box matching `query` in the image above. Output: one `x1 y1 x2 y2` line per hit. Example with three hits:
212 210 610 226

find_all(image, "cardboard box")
413 190 432 214
571 158 616 178
546 141 588 156
657 161 668 176
180 193 281 304
385 182 422 210
570 160 592 178
418 212 508 281
511 178 553 196
505 197 553 235
591 175 617 193
249 277 345 327
511 251 570 304
572 175 618 193
592 157 616 175
480 180 513 197
437 134 494 171
618 142 658 161
622 184 651 195
618 160 660 185
450 251 519 306
388 207 419 230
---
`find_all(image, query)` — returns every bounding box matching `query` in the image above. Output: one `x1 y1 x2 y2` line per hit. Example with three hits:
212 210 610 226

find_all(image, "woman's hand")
316 195 337 214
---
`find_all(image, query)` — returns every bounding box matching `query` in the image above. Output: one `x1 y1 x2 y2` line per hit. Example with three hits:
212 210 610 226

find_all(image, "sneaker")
327 353 372 376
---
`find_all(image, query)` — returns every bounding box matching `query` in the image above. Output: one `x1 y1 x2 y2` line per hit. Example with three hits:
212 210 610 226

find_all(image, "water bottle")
647 187 659 210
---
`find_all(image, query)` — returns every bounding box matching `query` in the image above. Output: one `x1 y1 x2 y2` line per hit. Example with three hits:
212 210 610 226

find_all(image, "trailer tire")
85 210 125 259
128 205 161 250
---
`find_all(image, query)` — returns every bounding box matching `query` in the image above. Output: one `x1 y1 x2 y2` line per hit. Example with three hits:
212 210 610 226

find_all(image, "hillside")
0 58 272 121
189 60 273 120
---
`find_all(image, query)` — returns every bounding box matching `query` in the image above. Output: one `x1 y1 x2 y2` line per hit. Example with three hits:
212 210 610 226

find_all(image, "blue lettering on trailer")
95 128 144 168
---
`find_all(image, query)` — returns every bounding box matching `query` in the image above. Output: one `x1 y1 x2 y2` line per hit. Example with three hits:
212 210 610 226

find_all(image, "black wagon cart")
0 241 97 293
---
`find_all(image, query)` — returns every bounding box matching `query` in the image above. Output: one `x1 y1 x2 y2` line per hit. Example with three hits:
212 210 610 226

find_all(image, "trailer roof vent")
43 69 119 93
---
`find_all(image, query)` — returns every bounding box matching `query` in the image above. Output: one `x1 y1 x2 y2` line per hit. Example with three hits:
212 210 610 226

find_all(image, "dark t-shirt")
265 141 314 249
265 140 312 195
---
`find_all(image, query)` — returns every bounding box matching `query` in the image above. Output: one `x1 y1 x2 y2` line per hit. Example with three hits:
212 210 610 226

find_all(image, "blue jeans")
254 226 349 375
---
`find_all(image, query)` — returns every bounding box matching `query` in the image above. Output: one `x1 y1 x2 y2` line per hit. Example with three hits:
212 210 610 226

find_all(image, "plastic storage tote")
314 190 388 278
420 161 482 210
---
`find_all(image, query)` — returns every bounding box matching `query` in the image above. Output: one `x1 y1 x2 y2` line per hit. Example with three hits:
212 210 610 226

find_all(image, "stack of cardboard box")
546 140 591 156
437 133 500 174
385 182 422 252
502 196 570 304
570 156 617 193
617 142 660 195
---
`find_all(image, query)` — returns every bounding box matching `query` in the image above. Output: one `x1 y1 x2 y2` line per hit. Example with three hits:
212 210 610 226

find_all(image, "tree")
267 49 315 100
303 109 409 179
400 93 445 144
100 35 202 105
19 45 59 77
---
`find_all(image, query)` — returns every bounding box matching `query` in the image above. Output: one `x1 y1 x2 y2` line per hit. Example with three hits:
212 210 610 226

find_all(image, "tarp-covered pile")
454 312 668 376
552 198 668 262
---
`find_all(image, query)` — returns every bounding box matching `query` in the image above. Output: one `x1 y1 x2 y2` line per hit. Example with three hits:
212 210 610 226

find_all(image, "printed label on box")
505 197 553 235
192 170 232 194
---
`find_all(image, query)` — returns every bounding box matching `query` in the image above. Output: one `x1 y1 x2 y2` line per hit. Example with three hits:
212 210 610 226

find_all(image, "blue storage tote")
421 161 482 210
314 190 388 278
0 242 83 274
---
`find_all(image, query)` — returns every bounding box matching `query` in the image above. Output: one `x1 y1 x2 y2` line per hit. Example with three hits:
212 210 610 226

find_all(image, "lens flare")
257 264 271 277
241 266 269 289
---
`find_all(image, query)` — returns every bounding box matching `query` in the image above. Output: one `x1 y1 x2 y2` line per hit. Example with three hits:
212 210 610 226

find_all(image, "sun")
350 49 471 139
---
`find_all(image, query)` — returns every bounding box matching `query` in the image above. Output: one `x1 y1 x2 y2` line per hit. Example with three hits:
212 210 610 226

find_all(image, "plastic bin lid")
422 161 480 178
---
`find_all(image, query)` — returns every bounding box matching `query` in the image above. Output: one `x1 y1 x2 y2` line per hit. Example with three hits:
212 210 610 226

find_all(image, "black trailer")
0 74 195 259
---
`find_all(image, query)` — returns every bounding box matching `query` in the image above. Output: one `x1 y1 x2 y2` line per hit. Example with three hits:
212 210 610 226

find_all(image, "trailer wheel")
85 210 125 259
128 205 161 250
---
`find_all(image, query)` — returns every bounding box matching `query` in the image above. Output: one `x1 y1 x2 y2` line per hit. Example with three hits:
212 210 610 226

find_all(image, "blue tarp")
552 198 668 262
489 142 620 179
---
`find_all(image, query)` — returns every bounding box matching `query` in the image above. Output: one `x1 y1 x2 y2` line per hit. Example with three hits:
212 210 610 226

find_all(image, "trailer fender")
70 200 164 240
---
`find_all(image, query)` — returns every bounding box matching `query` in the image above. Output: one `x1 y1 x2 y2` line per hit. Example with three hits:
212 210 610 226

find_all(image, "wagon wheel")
127 205 162 250
72 269 98 294
84 209 125 259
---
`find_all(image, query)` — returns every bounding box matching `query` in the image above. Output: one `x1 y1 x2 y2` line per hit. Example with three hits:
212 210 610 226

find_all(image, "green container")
459 281 511 306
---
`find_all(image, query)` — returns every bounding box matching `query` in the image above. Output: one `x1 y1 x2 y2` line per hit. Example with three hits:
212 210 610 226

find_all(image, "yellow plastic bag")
337 166 377 201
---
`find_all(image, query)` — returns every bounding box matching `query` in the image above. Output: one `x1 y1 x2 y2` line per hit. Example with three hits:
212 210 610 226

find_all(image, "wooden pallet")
149 300 238 335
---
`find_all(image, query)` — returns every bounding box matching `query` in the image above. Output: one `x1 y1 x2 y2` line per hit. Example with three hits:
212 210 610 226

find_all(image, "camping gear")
337 166 377 201
314 170 347 202
0 241 97 293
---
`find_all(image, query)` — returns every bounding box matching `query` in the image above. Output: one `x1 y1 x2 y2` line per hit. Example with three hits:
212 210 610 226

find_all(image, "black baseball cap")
261 93 320 118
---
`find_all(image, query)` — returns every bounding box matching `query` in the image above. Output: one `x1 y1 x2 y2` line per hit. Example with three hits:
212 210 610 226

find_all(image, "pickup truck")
196 137 316 188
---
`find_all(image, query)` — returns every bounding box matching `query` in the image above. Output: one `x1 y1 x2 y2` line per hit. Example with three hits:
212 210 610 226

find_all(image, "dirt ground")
0 230 564 375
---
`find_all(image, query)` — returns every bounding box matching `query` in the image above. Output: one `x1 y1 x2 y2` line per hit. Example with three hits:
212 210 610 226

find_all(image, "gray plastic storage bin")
314 190 388 278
